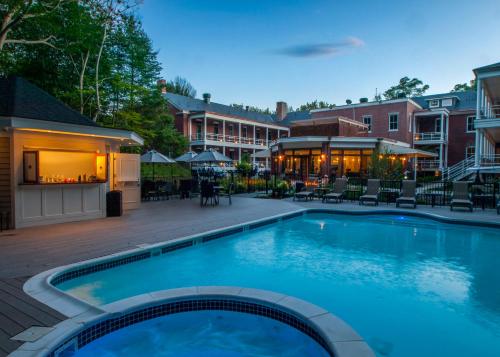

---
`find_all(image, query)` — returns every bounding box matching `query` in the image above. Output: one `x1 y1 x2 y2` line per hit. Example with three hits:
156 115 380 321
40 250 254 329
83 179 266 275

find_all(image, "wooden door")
113 153 140 210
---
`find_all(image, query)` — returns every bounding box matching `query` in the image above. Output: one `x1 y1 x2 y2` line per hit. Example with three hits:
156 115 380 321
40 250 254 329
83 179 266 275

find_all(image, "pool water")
75 310 329 357
59 213 500 357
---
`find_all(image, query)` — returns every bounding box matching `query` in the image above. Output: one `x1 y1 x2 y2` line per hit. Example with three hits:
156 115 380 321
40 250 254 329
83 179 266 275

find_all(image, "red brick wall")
291 123 340 137
447 112 475 165
312 101 415 143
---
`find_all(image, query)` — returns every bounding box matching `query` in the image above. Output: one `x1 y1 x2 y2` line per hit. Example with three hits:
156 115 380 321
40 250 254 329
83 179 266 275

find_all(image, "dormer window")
429 99 440 108
441 98 453 107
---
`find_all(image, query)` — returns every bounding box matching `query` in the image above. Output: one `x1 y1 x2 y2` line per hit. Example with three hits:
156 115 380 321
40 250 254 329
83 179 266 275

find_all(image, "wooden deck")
0 277 65 357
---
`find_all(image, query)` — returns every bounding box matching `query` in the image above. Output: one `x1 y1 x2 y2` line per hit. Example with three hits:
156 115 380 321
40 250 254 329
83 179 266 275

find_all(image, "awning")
382 144 437 157
140 150 176 164
251 149 271 159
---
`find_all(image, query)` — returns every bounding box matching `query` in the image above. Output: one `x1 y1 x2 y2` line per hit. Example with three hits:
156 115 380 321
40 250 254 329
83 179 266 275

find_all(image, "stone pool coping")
10 286 375 357
20 207 500 356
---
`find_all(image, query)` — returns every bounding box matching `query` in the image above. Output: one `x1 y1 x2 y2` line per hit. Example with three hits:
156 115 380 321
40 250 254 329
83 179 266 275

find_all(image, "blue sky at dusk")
139 0 500 110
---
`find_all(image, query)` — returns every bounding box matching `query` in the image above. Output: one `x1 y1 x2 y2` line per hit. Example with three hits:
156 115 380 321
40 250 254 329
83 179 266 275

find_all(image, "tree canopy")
166 76 196 98
0 0 189 156
451 80 476 92
383 77 430 99
296 100 335 111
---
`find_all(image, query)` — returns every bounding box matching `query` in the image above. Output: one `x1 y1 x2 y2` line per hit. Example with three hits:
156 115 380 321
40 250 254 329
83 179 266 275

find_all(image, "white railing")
478 104 500 119
480 154 500 166
414 132 446 142
190 134 266 146
442 156 475 181
417 160 441 170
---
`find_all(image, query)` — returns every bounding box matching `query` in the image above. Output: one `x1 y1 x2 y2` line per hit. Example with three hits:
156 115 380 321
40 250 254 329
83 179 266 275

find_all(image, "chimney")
157 79 167 94
276 101 288 121
245 105 249 111
203 93 211 104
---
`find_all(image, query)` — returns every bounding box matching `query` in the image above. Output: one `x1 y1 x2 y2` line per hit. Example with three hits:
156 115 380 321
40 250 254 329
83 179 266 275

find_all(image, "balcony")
480 154 500 167
413 132 447 145
190 133 267 147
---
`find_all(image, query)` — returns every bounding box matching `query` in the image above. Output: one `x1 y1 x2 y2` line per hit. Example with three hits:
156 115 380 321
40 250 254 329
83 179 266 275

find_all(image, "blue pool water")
59 213 500 357
75 310 329 357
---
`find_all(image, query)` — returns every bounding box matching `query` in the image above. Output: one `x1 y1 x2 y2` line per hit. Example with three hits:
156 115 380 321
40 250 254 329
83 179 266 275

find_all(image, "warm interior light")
16 128 135 143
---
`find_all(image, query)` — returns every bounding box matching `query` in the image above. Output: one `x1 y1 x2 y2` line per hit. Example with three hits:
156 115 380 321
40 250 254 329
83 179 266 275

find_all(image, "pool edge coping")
10 286 375 357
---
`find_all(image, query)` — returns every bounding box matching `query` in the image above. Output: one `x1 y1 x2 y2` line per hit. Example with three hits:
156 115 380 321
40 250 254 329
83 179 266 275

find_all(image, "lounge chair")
450 181 473 212
396 180 417 208
294 183 314 201
359 179 380 206
323 178 347 203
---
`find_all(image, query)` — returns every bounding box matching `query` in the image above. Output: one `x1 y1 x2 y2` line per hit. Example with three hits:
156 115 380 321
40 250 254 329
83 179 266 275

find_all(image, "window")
388 113 399 131
196 123 202 138
441 98 453 107
242 126 248 138
429 99 440 108
466 116 475 132
435 118 441 133
362 115 372 133
466 146 475 158
213 124 219 135
229 124 234 136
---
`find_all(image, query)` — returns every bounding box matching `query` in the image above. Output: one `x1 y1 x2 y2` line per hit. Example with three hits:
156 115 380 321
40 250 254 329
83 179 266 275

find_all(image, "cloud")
273 37 364 58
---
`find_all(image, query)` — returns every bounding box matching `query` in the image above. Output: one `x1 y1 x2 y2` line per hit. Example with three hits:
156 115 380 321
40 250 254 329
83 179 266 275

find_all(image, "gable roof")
0 76 97 127
412 91 476 111
164 92 277 124
474 62 500 74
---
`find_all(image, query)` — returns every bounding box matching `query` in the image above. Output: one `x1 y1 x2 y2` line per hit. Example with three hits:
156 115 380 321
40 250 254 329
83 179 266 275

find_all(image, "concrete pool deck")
0 196 499 356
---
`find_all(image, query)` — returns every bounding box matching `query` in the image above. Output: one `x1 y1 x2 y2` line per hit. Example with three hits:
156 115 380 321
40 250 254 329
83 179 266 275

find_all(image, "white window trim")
466 115 475 133
465 146 475 158
362 115 372 133
435 118 441 133
388 112 399 132
429 99 440 108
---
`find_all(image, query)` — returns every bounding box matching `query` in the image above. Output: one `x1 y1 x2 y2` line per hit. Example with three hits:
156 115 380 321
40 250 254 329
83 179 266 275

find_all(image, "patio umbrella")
140 150 176 180
190 148 233 164
175 151 198 163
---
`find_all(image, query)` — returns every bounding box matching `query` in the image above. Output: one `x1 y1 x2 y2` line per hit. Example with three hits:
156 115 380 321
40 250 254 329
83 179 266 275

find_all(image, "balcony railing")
480 154 500 166
414 132 446 142
417 160 441 170
190 133 266 146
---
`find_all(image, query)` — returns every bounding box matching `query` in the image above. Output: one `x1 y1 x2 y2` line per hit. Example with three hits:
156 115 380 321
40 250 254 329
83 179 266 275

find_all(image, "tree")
383 77 429 99
0 0 71 51
296 100 335 111
368 149 404 180
230 103 272 114
451 80 476 92
166 76 196 98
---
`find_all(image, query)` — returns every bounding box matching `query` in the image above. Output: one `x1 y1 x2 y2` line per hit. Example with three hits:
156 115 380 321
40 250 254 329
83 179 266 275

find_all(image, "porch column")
203 115 207 150
238 122 241 141
253 148 256 165
253 125 256 145
188 116 192 150
222 119 226 155
414 154 417 180
277 129 280 139
475 79 482 166
266 127 269 146
412 113 416 146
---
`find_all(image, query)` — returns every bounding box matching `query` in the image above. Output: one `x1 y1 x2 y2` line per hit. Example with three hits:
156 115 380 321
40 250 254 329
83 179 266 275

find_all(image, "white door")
113 153 140 210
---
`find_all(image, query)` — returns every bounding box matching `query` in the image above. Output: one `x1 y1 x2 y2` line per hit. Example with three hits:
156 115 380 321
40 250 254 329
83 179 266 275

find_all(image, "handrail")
190 134 267 146
414 132 446 141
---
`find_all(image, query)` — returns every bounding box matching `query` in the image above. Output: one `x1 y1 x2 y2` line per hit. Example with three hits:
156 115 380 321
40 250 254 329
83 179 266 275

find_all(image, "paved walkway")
0 196 498 356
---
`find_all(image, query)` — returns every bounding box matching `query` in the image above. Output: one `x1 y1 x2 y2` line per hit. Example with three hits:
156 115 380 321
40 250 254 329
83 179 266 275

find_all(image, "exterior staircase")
442 156 475 181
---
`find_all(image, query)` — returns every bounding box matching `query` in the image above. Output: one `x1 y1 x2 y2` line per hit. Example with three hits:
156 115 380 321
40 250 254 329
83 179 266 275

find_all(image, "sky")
139 0 500 110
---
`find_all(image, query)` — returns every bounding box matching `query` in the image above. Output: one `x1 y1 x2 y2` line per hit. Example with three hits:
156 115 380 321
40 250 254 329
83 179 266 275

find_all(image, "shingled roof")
0 76 98 127
411 90 476 111
165 92 280 124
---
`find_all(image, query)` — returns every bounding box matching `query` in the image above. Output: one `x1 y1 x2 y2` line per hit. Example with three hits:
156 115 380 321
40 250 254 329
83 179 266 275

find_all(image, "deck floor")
0 195 498 356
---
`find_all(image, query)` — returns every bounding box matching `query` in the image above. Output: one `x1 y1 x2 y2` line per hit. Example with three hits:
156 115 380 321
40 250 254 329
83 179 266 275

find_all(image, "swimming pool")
54 212 500 357
74 310 330 357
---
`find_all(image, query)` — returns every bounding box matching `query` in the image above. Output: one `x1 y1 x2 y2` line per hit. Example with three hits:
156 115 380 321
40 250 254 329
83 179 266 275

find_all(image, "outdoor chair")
200 180 216 207
359 179 380 206
142 180 158 201
450 181 473 212
323 178 347 203
293 182 314 201
396 180 417 208
218 183 234 205
157 182 173 200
